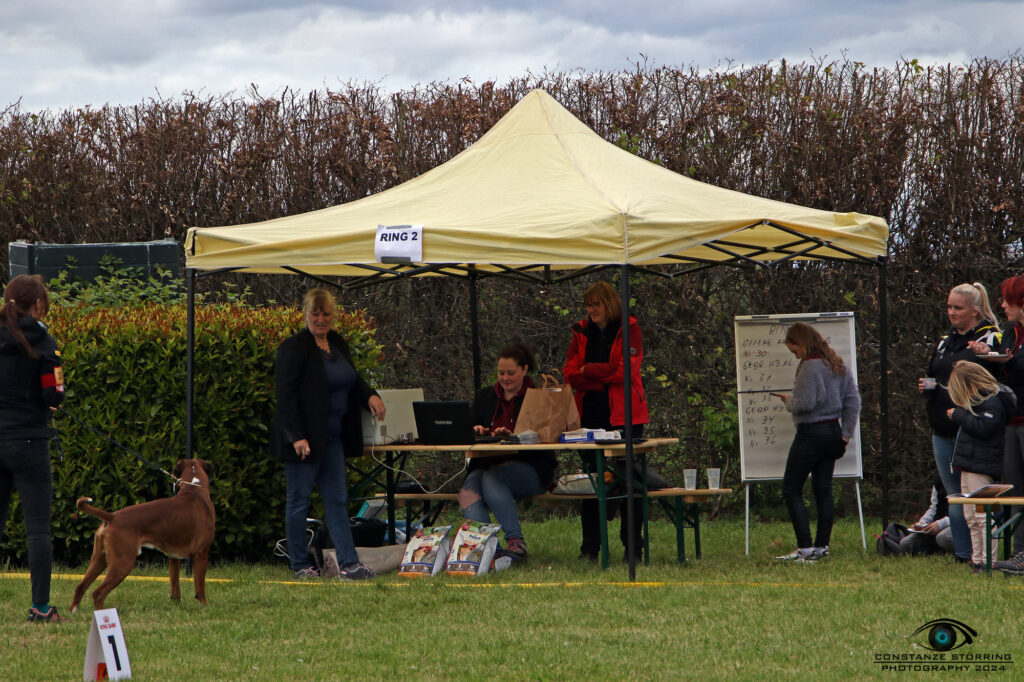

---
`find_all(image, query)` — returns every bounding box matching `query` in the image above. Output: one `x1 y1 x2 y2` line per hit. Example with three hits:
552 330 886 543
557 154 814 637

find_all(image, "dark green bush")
1 284 382 566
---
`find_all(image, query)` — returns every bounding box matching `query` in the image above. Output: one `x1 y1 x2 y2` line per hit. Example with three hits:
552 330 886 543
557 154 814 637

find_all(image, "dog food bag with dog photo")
397 525 452 578
445 520 501 577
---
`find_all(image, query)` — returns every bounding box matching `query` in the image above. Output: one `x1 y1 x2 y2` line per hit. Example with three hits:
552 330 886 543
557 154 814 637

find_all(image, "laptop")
361 388 424 445
412 401 479 445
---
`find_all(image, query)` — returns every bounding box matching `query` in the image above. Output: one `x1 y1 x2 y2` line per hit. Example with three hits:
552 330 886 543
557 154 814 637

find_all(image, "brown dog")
70 459 216 612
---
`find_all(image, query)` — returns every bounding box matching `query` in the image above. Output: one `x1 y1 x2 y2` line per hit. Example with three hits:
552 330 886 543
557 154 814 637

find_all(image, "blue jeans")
460 461 543 539
782 422 841 548
284 438 358 570
0 438 53 605
933 433 973 559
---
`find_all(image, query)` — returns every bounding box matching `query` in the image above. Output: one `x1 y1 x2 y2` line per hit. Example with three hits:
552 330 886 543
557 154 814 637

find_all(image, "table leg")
674 497 686 563
386 450 397 546
639 451 649 565
597 451 609 569
985 505 992 575
691 503 702 560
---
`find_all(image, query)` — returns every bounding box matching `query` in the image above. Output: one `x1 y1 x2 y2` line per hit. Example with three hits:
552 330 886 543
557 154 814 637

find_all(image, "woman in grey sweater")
774 322 861 562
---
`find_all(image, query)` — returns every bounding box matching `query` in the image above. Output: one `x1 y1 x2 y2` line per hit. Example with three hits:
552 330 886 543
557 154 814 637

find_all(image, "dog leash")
53 406 199 487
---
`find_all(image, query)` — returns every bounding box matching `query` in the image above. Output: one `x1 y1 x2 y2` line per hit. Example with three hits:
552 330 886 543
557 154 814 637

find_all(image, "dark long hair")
1 275 49 359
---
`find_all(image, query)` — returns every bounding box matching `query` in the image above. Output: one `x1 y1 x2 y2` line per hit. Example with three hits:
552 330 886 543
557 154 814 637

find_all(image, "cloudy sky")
2 0 1022 113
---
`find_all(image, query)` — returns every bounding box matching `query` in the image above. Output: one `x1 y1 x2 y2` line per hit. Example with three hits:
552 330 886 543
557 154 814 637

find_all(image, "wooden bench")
388 487 732 564
947 496 1024 574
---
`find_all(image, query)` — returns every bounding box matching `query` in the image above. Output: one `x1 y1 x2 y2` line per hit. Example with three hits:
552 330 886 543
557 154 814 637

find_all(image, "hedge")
0 295 382 566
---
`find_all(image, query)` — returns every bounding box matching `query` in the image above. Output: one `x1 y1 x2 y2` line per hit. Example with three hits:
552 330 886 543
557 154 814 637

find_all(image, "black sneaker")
293 566 320 579
339 562 375 581
27 606 66 623
993 550 1024 575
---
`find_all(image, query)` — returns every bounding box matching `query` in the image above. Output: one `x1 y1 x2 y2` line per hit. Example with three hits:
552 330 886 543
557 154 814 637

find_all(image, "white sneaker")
775 548 815 561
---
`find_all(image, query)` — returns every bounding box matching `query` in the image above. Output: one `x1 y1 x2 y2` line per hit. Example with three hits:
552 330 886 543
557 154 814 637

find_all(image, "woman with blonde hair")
774 322 861 562
272 288 385 580
920 282 1002 561
946 360 1016 571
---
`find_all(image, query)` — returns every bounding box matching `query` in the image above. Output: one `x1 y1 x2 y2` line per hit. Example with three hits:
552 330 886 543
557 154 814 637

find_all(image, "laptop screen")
361 388 424 445
412 401 476 445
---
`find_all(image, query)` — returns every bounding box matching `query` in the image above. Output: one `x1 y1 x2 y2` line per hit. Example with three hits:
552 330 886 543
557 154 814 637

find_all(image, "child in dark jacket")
947 361 1017 570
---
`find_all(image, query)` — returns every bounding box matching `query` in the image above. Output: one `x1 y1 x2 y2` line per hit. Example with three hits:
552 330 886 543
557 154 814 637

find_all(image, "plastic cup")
921 377 937 390
707 468 721 490
684 469 697 490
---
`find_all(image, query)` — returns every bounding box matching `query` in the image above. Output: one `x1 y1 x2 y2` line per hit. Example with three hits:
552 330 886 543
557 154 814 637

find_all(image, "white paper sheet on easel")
84 608 132 680
375 224 423 263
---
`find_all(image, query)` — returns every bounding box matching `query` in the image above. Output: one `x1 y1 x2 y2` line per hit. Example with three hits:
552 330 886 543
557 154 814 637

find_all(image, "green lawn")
3 515 1021 680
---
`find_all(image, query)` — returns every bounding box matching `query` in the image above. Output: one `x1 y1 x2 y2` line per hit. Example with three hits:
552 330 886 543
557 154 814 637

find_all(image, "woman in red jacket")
562 280 649 561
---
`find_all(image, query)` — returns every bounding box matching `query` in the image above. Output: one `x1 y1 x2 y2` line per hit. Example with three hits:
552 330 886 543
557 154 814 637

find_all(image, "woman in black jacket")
919 282 1001 561
0 275 66 622
272 288 384 580
946 361 1016 571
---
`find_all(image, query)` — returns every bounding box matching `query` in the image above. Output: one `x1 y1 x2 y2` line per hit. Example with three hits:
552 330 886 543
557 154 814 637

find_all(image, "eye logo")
911 618 977 651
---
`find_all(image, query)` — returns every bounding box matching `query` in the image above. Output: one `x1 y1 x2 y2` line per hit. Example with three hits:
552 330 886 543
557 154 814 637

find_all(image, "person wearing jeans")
461 461 542 543
920 282 1002 561
283 439 358 574
931 434 973 558
272 288 385 581
459 342 555 562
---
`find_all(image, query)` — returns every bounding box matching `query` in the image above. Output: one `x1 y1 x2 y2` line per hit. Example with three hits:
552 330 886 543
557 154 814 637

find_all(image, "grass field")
3 514 1022 680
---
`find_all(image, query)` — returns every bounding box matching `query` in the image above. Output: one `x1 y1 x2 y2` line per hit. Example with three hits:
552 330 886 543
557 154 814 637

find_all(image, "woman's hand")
368 395 386 420
473 425 489 435
946 408 955 419
491 426 512 437
293 438 311 459
968 340 991 355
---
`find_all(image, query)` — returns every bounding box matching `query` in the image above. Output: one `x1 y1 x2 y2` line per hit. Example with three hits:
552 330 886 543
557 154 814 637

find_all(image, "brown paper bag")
514 374 581 443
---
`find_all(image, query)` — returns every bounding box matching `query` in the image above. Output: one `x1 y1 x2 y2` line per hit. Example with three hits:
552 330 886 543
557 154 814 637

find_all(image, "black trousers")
782 421 842 549
578 425 645 556
0 438 54 605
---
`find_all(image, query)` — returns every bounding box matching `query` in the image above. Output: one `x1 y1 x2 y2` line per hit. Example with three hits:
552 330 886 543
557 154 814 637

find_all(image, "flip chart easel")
735 312 866 554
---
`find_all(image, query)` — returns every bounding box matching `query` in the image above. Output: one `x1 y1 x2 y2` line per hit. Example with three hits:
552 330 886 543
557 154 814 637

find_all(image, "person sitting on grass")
899 475 954 555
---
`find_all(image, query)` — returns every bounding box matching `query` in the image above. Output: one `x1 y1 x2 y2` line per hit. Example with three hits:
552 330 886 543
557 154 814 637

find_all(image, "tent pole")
620 266 637 580
186 267 196 459
469 266 482 391
879 259 890 527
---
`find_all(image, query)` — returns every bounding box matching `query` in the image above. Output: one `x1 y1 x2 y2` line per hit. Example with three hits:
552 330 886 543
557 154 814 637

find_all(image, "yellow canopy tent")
184 89 887 276
183 90 893 558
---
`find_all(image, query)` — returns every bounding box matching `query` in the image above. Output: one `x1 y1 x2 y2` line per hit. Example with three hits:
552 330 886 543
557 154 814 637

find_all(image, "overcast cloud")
2 0 1021 113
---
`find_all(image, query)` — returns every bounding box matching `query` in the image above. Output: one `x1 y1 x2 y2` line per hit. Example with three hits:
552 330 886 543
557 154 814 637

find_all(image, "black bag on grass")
875 522 909 556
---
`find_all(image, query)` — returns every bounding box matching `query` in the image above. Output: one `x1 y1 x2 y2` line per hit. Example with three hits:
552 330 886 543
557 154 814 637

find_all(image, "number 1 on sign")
84 608 132 680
